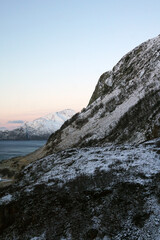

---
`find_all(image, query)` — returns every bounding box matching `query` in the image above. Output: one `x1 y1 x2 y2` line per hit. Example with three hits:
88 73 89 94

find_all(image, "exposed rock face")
44 35 160 155
0 35 160 240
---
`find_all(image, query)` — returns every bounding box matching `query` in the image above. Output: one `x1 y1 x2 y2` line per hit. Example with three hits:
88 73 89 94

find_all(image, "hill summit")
44 34 160 155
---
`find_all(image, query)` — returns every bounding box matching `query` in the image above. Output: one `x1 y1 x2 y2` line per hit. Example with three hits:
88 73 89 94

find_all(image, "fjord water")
0 140 46 161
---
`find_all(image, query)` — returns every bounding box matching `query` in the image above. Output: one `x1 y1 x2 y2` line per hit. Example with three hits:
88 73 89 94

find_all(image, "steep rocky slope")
0 35 160 179
0 109 75 140
0 35 160 240
43 35 160 155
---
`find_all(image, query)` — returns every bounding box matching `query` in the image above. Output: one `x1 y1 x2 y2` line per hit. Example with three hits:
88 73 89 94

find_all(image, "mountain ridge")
0 109 75 140
43 34 160 156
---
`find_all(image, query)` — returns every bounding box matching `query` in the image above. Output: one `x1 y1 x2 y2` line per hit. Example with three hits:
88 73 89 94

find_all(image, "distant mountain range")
0 109 75 140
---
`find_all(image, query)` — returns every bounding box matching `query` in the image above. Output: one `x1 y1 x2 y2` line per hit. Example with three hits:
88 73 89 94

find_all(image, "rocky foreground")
0 139 160 239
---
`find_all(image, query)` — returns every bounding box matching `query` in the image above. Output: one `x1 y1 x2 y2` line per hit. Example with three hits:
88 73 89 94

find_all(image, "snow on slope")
18 140 160 189
45 35 160 154
1 139 160 239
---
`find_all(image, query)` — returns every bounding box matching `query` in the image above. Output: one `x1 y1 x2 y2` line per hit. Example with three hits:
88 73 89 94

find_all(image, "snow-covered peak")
0 109 76 140
22 109 76 139
23 109 75 133
43 109 76 121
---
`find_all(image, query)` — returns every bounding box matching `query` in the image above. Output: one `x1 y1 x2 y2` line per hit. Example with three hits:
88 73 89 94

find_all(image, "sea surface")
0 140 46 161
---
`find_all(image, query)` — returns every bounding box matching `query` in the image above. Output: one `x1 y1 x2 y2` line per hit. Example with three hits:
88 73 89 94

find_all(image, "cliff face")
44 35 160 155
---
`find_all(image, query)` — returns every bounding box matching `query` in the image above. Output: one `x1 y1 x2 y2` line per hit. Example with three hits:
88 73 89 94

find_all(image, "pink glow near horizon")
0 106 82 130
0 76 92 130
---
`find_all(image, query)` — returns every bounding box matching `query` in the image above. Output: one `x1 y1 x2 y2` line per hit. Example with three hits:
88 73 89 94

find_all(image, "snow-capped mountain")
22 109 76 139
0 109 75 140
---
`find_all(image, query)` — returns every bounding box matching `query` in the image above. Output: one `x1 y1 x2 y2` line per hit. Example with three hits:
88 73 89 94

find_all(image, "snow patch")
0 194 12 205
105 76 113 87
30 232 46 240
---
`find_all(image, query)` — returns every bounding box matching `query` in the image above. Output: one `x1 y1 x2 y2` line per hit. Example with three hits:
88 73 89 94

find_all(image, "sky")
0 0 160 130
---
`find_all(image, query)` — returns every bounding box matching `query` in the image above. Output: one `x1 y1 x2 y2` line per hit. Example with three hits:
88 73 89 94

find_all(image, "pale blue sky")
0 0 160 129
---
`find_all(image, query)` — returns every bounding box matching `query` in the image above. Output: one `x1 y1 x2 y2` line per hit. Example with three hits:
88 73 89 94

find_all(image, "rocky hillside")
42 34 160 156
0 35 160 240
0 35 160 179
0 109 75 140
0 139 160 239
